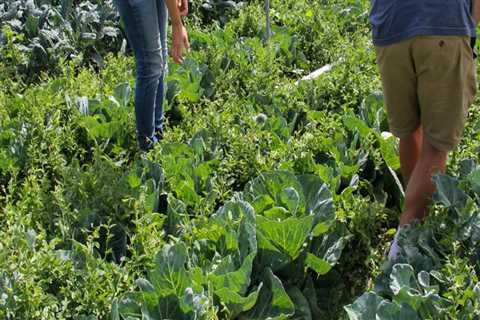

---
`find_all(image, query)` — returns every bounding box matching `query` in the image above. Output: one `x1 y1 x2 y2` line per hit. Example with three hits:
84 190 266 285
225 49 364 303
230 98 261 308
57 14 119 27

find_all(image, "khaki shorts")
376 36 477 151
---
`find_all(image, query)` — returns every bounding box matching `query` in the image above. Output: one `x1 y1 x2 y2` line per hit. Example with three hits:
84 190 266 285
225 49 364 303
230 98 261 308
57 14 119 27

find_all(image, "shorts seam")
423 132 455 152
390 123 421 139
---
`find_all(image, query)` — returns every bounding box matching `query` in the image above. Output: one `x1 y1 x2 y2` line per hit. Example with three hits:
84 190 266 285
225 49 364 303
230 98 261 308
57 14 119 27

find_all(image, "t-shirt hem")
373 27 476 46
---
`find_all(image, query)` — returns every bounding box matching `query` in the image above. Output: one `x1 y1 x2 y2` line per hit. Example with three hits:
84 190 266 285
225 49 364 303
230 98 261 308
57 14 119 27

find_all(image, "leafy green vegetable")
243 268 295 319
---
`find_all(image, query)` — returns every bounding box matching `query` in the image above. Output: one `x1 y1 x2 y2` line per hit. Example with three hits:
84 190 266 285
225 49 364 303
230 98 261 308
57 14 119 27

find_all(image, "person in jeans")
369 0 480 259
115 0 189 151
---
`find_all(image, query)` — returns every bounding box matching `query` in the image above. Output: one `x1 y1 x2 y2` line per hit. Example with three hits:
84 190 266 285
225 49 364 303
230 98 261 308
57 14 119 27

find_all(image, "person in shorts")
369 0 479 259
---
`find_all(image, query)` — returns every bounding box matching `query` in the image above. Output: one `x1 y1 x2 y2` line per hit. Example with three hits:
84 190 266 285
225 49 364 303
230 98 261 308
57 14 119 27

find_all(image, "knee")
423 139 447 157
136 50 164 79
405 125 422 140
400 126 422 147
420 139 448 172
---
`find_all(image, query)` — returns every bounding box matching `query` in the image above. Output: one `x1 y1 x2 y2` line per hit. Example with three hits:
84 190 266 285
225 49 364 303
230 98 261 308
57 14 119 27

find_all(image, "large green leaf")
113 82 131 107
302 276 323 318
343 113 371 137
176 178 200 204
166 195 187 237
118 243 197 320
379 135 400 170
286 285 312 320
311 222 351 266
467 167 480 195
212 200 257 262
244 171 306 216
432 174 468 210
114 293 142 319
167 57 202 102
155 294 192 320
215 284 262 318
255 232 292 274
389 264 416 295
389 264 450 317
377 300 419 320
150 243 190 298
305 253 331 275
256 215 314 270
209 252 255 296
297 174 334 223
344 292 382 320
161 143 195 159
264 206 290 220
243 268 295 319
214 200 256 224
135 278 155 293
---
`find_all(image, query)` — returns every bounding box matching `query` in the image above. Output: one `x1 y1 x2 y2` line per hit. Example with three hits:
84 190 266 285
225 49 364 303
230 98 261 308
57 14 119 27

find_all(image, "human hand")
171 23 189 64
178 0 188 16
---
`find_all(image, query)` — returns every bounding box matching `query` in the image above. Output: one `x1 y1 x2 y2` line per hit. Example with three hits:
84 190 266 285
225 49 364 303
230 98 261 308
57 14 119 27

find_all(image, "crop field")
2 0 480 319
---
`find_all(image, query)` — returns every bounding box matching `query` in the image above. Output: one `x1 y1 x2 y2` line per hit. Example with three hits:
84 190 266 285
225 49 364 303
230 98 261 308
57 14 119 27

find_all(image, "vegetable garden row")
2 0 480 319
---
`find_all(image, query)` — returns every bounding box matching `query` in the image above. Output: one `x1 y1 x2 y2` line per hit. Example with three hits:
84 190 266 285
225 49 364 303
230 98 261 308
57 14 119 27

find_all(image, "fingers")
179 7 188 16
179 0 188 16
171 45 183 64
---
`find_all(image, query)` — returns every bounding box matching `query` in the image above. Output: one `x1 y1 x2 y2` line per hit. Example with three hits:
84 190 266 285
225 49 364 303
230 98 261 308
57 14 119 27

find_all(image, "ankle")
399 211 417 226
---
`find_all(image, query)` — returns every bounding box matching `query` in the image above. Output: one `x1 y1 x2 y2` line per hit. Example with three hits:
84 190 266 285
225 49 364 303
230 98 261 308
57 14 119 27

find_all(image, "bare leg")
389 135 447 259
399 126 422 186
399 138 447 225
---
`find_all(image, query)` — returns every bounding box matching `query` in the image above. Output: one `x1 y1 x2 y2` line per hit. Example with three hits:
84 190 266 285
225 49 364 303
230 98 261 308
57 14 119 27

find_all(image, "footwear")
388 225 408 261
138 135 159 152
388 230 401 261
154 129 164 141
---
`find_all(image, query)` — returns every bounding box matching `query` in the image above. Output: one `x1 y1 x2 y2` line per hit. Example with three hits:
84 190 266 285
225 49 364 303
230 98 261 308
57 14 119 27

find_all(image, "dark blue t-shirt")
370 0 476 46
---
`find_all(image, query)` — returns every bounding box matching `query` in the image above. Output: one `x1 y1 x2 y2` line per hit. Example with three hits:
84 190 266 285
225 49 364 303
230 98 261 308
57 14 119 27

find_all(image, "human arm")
165 0 189 64
474 0 480 25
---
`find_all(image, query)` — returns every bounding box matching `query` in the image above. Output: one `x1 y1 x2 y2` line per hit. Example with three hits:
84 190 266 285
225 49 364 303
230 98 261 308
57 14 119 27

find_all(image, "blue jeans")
115 0 168 150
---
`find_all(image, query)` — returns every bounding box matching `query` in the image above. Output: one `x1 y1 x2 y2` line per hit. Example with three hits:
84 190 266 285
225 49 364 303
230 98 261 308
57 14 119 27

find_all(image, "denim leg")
154 0 168 137
115 0 164 150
